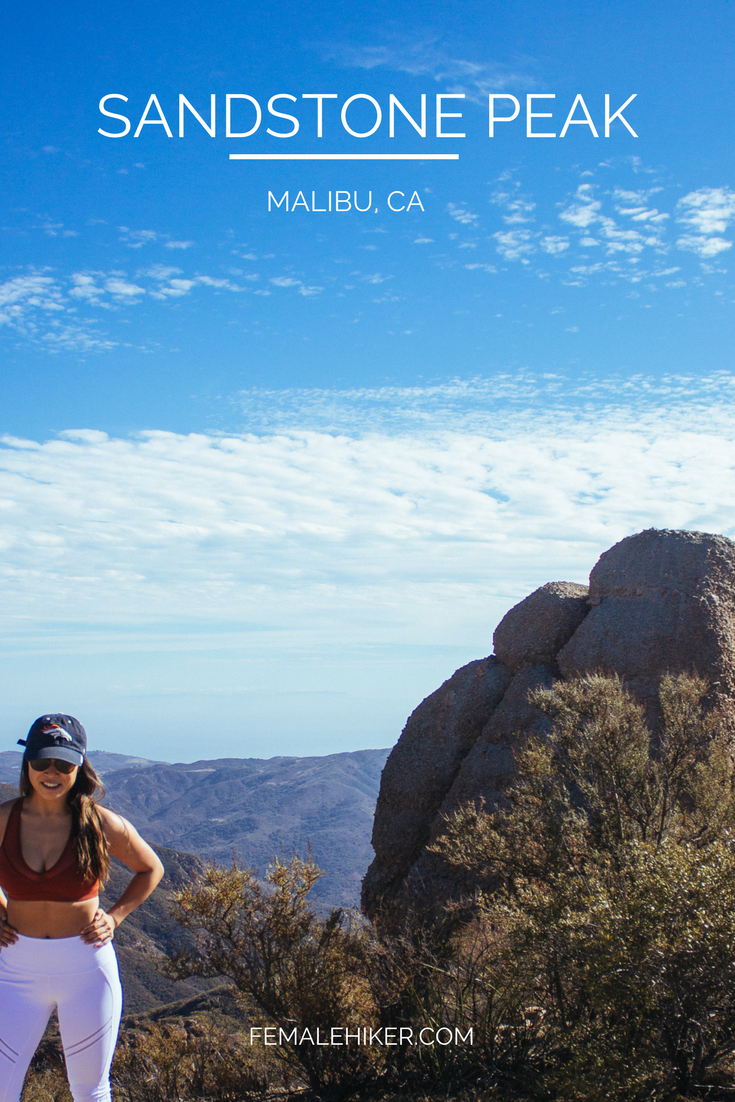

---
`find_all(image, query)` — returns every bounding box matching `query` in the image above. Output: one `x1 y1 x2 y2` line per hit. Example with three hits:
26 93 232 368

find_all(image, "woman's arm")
0 886 18 947
0 802 18 947
0 893 17 948
80 808 164 946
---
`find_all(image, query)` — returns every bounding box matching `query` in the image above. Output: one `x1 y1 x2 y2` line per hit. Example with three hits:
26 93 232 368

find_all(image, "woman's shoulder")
0 796 20 822
96 804 163 873
0 798 21 847
96 804 134 838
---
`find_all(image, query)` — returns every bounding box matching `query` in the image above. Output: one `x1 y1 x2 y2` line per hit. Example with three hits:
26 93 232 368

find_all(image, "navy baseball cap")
18 714 87 768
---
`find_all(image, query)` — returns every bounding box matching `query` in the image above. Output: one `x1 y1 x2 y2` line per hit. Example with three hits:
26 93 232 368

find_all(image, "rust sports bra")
0 799 99 902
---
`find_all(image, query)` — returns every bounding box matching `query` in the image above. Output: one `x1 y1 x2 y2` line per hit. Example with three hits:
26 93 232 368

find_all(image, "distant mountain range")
0 746 391 1013
0 749 167 784
0 747 390 909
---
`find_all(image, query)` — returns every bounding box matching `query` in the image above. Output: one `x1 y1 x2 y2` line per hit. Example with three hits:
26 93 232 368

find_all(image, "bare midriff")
7 897 100 939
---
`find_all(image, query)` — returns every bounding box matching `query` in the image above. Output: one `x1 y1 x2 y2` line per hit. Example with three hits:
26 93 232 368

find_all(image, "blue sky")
1 0 734 761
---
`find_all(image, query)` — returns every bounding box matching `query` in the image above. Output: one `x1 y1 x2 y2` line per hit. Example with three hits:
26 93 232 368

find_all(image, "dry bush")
167 852 384 1097
21 1066 72 1102
21 1016 274 1102
435 673 735 1100
112 1018 273 1101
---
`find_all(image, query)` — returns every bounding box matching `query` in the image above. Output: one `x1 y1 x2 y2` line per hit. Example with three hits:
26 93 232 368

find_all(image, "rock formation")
362 529 735 923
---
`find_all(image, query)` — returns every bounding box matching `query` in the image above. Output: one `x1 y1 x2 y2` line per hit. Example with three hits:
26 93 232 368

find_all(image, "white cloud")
2 379 735 761
556 183 669 265
1 382 734 648
0 274 63 326
0 274 117 351
139 265 182 281
483 179 667 272
490 179 536 224
677 187 735 235
319 35 535 104
676 234 732 259
69 274 105 301
560 185 601 229
494 229 535 261
613 188 669 224
676 188 735 260
38 221 66 237
150 279 197 299
270 275 324 296
540 236 570 256
197 276 248 290
40 325 118 353
597 223 650 255
447 203 479 226
2 173 733 360
119 228 195 251
0 264 256 350
119 228 159 248
104 278 146 298
270 276 301 288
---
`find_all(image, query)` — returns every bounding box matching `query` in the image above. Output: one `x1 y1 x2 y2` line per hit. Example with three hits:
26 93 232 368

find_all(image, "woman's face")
27 759 79 803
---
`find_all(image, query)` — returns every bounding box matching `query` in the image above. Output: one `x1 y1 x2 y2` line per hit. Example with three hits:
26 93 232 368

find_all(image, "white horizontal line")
229 153 459 161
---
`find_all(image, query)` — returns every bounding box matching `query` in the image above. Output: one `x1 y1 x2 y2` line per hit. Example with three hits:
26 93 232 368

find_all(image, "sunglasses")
29 758 78 775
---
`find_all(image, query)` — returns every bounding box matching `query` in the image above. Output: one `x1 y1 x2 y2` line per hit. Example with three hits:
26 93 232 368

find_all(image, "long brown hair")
20 758 111 886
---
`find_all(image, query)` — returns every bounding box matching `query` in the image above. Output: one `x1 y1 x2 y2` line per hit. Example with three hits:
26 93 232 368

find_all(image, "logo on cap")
43 725 73 742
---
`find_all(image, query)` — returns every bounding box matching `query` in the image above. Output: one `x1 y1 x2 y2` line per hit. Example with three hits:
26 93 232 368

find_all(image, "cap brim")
30 746 84 767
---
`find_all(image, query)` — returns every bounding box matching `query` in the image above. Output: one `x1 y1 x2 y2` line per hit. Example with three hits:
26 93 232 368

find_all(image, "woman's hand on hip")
80 908 117 946
0 909 18 949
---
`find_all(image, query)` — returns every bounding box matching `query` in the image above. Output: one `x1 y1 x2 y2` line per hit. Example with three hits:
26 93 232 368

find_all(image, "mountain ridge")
1 747 390 909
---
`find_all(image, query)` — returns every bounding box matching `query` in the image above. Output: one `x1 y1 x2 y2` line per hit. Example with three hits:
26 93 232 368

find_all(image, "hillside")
0 747 390 909
101 845 217 1013
101 748 389 909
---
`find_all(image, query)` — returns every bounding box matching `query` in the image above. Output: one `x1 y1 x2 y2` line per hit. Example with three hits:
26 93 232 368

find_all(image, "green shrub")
21 1018 272 1102
112 1019 272 1102
435 673 735 1099
166 852 383 1097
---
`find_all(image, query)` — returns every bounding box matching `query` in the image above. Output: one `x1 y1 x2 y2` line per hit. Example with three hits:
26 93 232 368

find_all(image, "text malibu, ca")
267 190 424 213
98 92 638 140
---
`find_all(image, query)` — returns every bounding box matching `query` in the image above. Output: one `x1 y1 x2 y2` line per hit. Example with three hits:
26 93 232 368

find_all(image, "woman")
0 714 164 1102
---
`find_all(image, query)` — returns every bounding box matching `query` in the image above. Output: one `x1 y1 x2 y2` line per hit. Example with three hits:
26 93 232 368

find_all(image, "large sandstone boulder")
361 657 510 919
559 529 735 725
493 582 589 671
362 528 735 924
393 664 557 914
362 582 588 920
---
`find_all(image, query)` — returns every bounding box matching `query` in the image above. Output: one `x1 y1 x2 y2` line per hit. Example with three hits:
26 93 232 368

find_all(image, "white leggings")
0 934 122 1102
